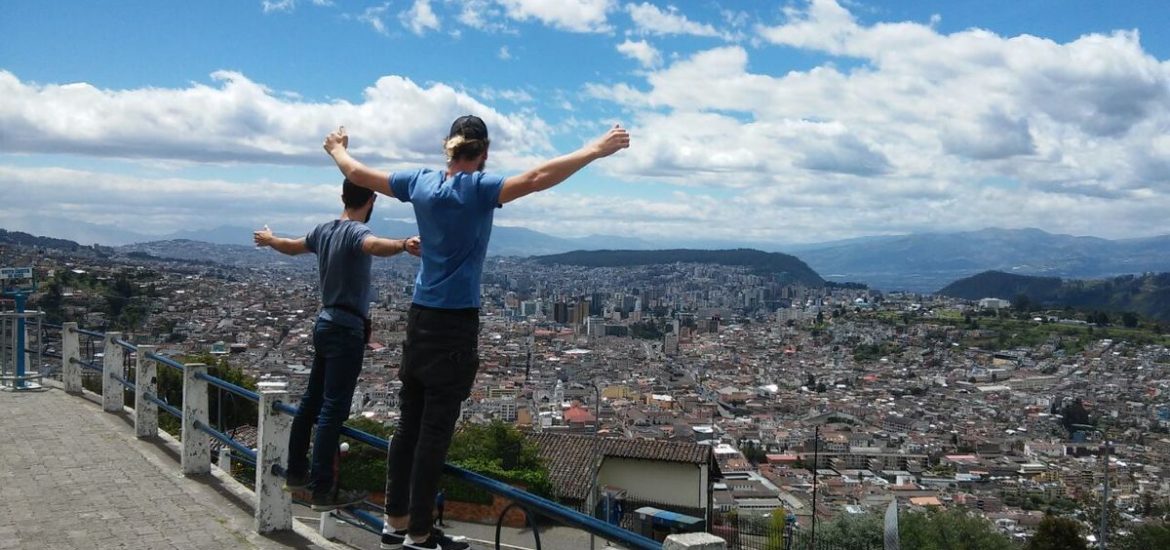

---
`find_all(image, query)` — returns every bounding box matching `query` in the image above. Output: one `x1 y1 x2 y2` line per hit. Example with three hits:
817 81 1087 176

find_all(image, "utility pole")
811 425 820 549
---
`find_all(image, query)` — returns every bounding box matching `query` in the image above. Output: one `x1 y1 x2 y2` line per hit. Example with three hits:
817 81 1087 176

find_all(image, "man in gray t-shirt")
254 179 420 510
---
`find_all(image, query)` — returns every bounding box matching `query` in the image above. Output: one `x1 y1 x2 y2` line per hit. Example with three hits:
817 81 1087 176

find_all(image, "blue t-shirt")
304 219 373 329
390 168 505 309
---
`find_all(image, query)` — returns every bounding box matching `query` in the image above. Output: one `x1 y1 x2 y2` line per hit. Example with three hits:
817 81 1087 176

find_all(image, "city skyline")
3 0 1170 244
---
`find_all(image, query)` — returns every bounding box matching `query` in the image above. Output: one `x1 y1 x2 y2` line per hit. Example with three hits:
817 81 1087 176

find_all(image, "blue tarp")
634 506 704 529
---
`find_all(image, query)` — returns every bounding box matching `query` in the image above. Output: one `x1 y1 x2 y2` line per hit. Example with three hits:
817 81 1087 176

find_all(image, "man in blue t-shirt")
323 117 629 550
253 179 420 511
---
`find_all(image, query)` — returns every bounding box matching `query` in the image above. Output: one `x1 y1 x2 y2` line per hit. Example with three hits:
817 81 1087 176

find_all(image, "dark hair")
342 179 374 209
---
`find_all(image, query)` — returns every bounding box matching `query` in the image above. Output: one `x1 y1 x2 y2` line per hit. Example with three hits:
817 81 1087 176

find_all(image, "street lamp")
1071 423 1110 550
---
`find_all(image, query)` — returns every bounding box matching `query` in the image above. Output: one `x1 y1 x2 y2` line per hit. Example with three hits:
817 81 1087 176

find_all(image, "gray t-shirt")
304 219 373 329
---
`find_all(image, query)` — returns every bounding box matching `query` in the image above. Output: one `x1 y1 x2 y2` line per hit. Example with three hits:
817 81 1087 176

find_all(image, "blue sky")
2 0 1170 245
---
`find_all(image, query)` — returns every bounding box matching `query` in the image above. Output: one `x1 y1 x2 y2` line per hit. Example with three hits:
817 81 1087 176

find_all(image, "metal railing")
45 322 668 550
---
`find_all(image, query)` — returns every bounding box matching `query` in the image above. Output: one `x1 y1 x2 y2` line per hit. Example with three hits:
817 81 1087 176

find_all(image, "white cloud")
260 0 331 13
454 0 510 32
261 0 296 13
0 165 342 238
616 39 661 68
0 70 553 172
497 0 614 33
359 3 392 35
400 0 441 35
498 46 512 60
571 0 1170 240
625 2 721 37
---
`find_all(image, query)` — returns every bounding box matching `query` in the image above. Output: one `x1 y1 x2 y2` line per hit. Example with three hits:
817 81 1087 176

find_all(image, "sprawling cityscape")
3 237 1168 549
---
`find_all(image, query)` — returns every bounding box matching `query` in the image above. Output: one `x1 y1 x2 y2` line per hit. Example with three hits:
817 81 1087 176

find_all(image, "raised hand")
323 125 349 154
590 123 630 159
253 224 273 248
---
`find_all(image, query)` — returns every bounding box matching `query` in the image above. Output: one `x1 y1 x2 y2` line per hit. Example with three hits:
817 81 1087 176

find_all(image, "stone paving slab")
0 386 620 550
0 387 343 550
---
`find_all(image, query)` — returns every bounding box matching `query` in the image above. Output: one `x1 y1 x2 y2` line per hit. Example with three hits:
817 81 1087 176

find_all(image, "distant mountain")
795 228 1170 291
0 228 91 252
534 248 825 286
117 239 317 268
146 223 658 256
938 270 1170 321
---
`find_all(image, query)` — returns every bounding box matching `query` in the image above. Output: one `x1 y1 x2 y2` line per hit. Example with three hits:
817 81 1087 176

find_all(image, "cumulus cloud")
616 39 661 68
400 0 441 35
625 2 721 38
585 0 1170 205
496 0 614 33
0 165 342 238
0 70 552 172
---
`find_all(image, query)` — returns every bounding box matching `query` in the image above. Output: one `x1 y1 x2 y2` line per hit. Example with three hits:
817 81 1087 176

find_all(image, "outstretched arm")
323 127 394 197
361 235 422 258
253 226 309 256
498 124 630 204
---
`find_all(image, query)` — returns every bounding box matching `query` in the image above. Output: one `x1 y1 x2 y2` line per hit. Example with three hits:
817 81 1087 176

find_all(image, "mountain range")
6 224 1170 292
793 228 1170 291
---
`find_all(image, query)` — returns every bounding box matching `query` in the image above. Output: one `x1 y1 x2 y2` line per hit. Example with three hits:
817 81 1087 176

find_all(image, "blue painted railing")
54 324 664 550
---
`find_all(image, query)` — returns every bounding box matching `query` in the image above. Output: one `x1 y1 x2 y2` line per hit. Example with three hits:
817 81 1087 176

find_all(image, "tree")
814 512 882 548
1012 293 1034 312
1027 515 1087 550
1060 399 1091 436
1121 311 1139 328
1114 523 1170 550
899 508 1017 550
338 416 394 492
764 508 789 550
446 421 552 497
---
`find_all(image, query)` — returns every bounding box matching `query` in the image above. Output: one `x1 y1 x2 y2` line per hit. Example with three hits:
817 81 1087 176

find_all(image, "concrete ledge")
664 532 727 550
37 378 346 549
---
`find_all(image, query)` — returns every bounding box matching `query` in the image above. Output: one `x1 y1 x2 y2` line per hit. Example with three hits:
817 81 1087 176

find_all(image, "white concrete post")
181 363 211 476
219 447 233 472
134 345 158 438
62 323 81 394
319 512 338 539
255 382 292 533
102 332 124 412
663 533 726 550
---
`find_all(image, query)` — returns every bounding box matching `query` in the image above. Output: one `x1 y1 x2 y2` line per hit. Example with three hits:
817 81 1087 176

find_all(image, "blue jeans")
385 305 479 535
287 318 365 495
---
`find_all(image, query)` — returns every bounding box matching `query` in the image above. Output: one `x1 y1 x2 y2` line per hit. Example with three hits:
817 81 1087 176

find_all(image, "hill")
533 249 825 286
938 270 1170 321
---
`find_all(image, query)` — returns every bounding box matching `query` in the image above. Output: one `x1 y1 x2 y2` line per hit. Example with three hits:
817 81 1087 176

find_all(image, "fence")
710 512 877 550
19 322 693 550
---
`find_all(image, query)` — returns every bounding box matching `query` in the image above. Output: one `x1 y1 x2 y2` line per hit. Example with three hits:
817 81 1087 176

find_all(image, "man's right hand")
404 236 422 257
323 126 349 155
589 124 630 159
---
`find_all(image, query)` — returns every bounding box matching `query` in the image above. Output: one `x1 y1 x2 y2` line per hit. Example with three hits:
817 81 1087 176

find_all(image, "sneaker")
388 526 451 547
310 488 367 511
404 530 470 550
380 528 407 549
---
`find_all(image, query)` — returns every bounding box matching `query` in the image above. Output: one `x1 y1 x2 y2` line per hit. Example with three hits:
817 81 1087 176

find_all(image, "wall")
599 458 704 508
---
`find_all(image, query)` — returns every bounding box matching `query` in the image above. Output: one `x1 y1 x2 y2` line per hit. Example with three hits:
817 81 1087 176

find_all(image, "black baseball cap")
448 115 488 140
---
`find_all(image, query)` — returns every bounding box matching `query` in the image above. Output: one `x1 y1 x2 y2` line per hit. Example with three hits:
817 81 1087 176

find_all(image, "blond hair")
443 135 489 164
